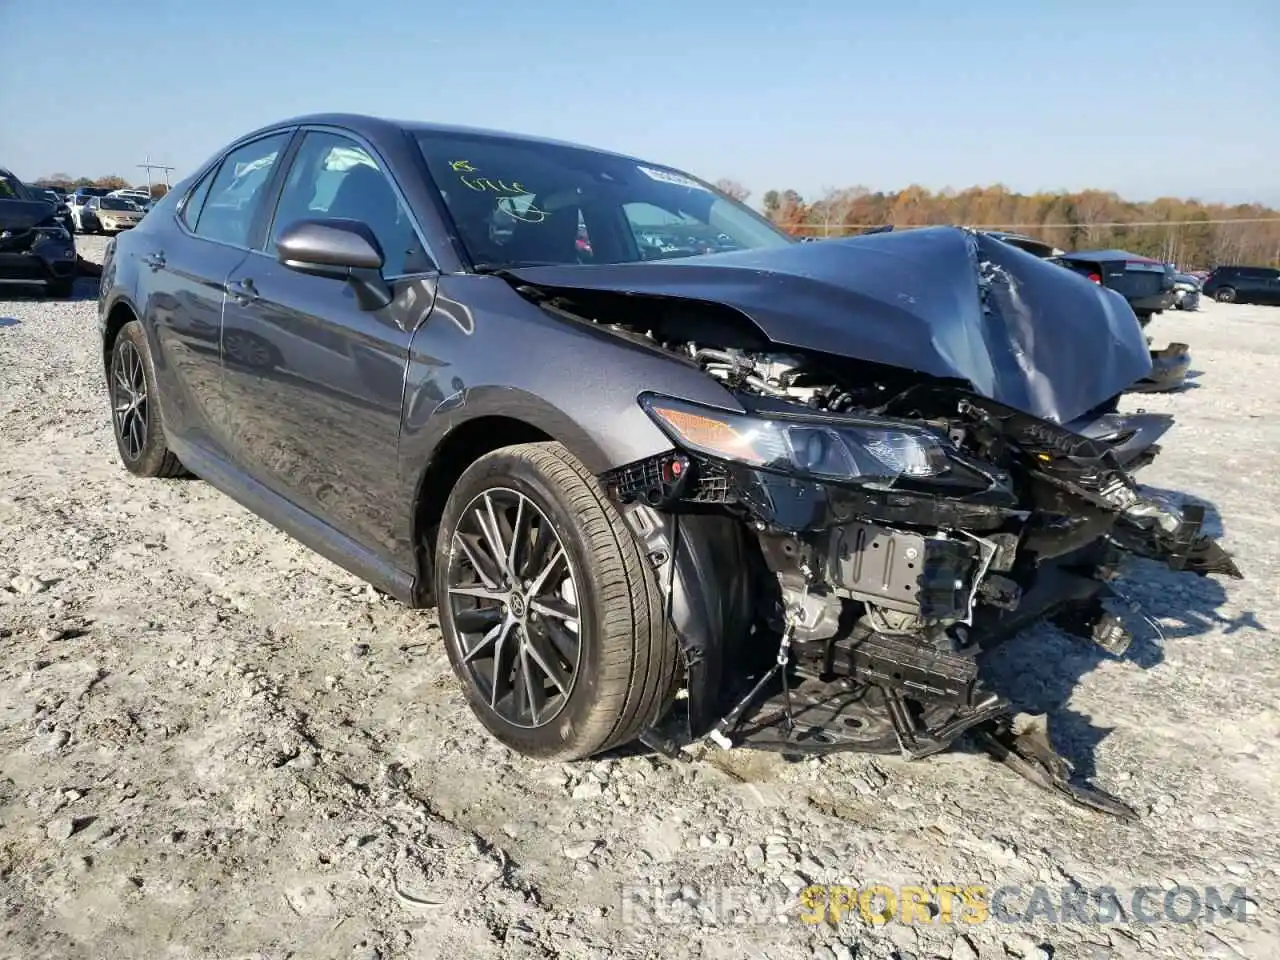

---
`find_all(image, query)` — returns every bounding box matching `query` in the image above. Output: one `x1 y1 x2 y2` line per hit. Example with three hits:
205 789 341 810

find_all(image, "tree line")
32 173 169 198
714 180 1280 269
30 171 1280 269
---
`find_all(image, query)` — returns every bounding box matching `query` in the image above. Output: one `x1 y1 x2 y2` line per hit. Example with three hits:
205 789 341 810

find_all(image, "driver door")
218 129 437 558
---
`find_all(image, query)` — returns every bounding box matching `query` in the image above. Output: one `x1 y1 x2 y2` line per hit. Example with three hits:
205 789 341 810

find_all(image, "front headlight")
640 393 961 485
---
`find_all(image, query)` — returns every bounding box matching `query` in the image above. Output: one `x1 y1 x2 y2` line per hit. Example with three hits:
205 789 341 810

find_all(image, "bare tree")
714 178 751 203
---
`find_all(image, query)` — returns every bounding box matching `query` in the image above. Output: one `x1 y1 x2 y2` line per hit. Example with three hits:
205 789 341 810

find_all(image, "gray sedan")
96 114 1240 816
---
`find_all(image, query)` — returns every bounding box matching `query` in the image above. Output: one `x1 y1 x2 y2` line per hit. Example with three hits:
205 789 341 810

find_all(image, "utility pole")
137 155 175 196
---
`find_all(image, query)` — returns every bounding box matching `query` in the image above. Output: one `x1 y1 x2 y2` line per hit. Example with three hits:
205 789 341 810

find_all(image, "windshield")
101 196 135 210
0 174 35 201
415 131 792 269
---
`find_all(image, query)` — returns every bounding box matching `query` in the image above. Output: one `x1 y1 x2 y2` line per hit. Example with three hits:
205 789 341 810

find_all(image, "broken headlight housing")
640 393 992 491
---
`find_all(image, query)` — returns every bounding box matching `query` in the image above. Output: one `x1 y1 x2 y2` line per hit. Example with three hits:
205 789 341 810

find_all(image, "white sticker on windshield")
637 166 708 191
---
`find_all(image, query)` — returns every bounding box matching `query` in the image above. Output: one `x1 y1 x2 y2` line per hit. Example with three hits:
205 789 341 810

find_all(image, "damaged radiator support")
623 491 1139 821
701 621 1138 821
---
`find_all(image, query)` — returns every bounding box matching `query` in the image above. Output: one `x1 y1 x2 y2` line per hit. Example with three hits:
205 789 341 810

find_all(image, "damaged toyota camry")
98 115 1241 818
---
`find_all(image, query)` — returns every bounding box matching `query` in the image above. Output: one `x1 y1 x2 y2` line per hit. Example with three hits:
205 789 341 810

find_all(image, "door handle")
142 252 166 271
225 277 258 304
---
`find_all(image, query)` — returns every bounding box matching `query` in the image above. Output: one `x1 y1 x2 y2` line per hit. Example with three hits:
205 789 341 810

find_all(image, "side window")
191 133 291 248
179 169 216 231
266 130 429 277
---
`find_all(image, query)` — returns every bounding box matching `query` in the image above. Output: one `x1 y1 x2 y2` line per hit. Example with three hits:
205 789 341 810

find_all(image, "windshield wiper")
471 260 571 274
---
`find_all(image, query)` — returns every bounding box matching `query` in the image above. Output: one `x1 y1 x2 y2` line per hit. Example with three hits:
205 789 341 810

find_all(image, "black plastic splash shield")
506 226 1154 423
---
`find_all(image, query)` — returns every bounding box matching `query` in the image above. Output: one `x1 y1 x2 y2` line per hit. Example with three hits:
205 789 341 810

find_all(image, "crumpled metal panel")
506 226 1154 424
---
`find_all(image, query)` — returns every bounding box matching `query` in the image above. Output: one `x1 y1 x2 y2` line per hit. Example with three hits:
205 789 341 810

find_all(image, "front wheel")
108 320 185 478
434 441 678 761
1214 286 1236 303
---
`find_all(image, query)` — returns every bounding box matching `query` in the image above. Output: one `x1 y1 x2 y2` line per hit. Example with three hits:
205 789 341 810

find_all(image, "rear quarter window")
180 170 216 231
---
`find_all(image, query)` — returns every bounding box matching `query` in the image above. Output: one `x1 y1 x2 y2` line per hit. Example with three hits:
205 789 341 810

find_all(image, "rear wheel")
434 441 678 760
108 320 185 478
1214 286 1236 303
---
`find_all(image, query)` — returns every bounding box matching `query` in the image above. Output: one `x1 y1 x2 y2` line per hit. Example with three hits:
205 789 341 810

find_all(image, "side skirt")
169 436 418 606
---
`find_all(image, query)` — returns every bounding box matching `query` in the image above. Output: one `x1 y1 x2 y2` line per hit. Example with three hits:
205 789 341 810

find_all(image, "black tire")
108 320 185 478
1214 286 1236 303
434 441 678 761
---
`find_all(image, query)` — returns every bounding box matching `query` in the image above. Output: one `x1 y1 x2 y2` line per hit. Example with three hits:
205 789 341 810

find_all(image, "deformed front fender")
404 382 618 474
616 503 758 739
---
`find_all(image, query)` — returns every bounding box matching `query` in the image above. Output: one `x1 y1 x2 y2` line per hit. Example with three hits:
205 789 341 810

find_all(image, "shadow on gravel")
0 281 98 303
0 317 19 328
975 485 1265 785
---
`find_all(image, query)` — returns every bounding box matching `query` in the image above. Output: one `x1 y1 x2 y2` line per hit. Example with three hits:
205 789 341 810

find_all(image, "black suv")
1201 265 1280 305
0 166 78 297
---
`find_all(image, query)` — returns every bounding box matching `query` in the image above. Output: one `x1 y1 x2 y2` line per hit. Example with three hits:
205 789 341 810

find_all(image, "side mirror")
275 218 393 311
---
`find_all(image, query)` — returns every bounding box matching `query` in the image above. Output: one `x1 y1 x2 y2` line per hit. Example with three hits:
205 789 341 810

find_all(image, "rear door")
218 127 437 557
138 130 293 458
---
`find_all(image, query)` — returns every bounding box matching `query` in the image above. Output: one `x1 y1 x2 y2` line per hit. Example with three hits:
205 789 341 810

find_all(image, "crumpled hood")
508 226 1153 423
0 198 58 231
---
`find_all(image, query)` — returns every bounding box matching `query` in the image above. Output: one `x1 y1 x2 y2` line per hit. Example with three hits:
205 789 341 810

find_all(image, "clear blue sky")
2 0 1277 206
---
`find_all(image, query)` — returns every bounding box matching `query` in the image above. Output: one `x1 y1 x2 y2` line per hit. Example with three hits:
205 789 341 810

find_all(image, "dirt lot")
2 236 1277 960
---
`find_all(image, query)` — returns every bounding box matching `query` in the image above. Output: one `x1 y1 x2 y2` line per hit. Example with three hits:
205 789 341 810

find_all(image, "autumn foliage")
755 184 1280 269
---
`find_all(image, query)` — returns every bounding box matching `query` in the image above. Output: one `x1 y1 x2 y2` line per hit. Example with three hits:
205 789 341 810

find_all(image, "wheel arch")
408 414 557 606
101 296 141 374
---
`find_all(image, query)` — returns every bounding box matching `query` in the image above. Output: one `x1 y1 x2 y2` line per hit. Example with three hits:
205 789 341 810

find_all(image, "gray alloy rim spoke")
448 583 508 601
523 625 572 698
526 546 564 597
466 617 512 666
112 342 148 461
540 616 580 665
453 605 503 632
453 532 502 589
446 488 582 729
506 497 525 581
529 597 576 626
476 494 510 580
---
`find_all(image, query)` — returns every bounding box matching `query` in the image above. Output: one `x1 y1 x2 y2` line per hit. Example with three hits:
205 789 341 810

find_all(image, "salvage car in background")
66 193 96 233
1201 265 1280 305
97 114 1241 818
0 165 78 297
81 194 145 234
1051 249 1176 323
985 241 1191 393
1172 271 1201 310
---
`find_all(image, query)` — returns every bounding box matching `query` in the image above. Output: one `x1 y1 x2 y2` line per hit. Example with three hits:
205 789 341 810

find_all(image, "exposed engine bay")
501 227 1243 819
610 343 1238 819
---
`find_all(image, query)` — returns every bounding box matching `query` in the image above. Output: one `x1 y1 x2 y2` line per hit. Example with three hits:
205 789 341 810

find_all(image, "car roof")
1059 249 1164 263
238 112 651 165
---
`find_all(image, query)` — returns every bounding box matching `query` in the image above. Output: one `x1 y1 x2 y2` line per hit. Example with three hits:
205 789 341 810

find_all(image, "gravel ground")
2 236 1277 960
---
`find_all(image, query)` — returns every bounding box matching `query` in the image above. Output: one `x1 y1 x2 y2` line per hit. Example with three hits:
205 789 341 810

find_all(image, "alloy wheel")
445 488 582 729
111 340 148 462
